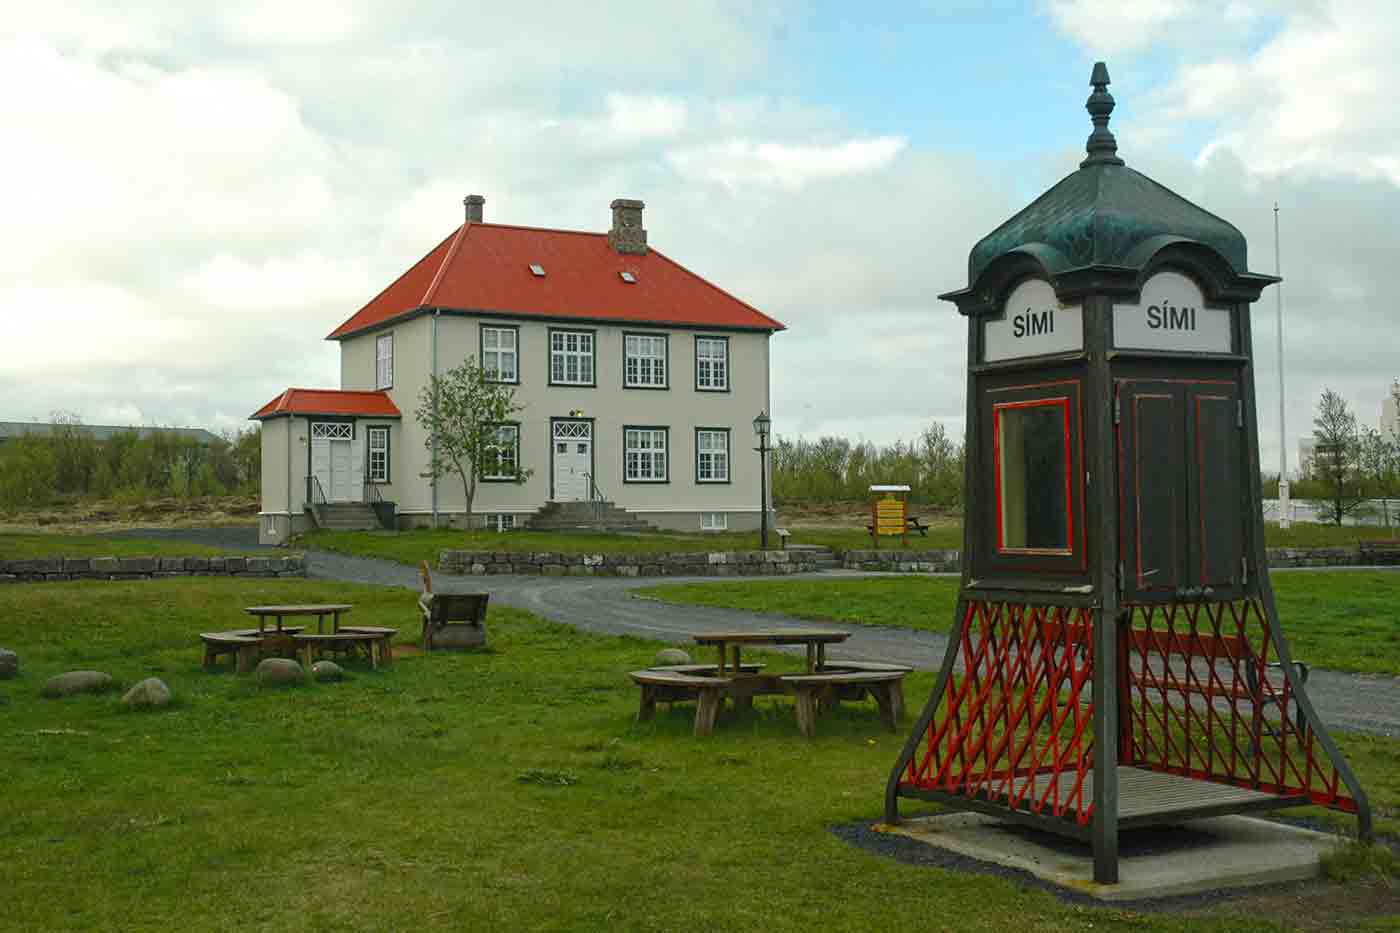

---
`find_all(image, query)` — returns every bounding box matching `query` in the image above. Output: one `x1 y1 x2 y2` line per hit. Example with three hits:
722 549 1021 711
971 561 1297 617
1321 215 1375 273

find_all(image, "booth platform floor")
885 812 1337 901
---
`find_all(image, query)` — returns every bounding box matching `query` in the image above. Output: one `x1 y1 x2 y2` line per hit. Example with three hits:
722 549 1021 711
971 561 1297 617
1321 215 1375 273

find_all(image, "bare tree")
1311 388 1365 526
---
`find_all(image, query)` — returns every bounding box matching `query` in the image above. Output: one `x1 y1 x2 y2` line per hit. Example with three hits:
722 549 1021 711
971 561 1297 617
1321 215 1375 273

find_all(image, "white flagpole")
1276 202 1291 529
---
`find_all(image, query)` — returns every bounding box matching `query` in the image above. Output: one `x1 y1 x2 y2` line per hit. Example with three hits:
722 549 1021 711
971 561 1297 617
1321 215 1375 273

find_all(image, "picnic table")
629 629 910 737
244 604 353 634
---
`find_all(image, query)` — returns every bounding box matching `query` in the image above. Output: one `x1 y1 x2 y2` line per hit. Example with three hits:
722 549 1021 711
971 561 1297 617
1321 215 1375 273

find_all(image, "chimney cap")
464 194 485 205
610 198 645 210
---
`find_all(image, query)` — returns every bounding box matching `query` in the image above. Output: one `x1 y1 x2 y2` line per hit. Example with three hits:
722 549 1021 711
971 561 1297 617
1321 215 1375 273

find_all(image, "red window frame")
992 396 1074 555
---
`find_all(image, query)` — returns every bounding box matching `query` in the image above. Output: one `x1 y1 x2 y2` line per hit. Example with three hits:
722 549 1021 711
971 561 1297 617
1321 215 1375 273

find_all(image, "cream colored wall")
259 417 289 513
339 313 773 525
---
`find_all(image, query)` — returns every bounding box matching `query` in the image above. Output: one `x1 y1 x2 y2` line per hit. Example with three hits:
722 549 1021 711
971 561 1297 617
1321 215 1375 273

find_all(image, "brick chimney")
464 194 485 224
608 198 647 255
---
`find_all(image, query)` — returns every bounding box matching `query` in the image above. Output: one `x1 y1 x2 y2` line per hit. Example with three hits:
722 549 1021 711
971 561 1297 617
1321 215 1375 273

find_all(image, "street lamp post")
753 411 772 550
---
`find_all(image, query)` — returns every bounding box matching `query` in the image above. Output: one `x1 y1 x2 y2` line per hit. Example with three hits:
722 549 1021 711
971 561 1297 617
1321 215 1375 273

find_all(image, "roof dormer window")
529 264 545 277
620 271 636 283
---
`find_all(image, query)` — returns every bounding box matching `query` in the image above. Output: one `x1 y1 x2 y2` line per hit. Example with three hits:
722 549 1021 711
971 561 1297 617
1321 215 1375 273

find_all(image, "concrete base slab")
885 812 1338 901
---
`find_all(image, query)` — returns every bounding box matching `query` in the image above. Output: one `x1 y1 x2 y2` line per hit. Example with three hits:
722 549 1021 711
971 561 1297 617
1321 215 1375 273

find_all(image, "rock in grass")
121 677 172 709
256 658 305 687
41 670 115 698
654 648 691 666
311 660 344 682
0 648 17 679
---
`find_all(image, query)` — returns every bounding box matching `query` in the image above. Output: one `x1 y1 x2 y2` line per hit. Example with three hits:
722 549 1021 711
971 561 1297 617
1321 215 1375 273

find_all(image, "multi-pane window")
482 326 518 383
696 429 730 482
367 427 389 483
624 334 667 388
484 424 520 480
624 428 668 482
311 422 353 440
701 512 728 531
696 337 728 391
376 334 394 389
550 330 595 385
485 513 517 532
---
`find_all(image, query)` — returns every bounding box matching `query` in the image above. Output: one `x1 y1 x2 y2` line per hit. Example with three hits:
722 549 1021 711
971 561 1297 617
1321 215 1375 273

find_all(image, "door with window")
310 422 363 503
1117 376 1245 602
552 421 592 501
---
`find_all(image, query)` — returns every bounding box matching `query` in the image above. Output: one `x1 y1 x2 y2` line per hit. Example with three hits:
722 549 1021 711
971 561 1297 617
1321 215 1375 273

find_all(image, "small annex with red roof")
253 195 784 545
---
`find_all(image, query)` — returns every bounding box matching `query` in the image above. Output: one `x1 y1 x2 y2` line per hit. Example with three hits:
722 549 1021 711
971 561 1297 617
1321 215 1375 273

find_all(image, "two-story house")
252 196 785 545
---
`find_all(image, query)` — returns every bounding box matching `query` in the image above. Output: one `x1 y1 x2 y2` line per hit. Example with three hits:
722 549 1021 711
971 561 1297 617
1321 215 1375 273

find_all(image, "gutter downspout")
431 309 440 529
286 416 293 541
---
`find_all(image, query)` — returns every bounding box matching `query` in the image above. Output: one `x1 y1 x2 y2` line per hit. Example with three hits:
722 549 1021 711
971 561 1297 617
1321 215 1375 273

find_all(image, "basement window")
484 513 517 532
529 264 545 277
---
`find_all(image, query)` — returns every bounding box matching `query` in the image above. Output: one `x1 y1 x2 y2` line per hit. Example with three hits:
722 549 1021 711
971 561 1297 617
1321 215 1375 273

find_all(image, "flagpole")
1275 202 1290 529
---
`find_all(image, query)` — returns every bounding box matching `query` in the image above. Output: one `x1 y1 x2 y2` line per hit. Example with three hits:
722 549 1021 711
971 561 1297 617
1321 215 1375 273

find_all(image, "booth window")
995 397 1071 552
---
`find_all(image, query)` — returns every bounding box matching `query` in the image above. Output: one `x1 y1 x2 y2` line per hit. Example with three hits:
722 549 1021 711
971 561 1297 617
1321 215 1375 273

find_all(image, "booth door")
1117 378 1245 602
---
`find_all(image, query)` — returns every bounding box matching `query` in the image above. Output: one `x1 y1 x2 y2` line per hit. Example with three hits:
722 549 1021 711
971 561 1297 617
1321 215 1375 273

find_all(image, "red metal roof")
327 222 785 340
250 388 401 420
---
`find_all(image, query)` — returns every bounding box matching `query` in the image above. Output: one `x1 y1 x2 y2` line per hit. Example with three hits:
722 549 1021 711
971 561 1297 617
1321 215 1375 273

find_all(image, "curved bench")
200 632 261 673
337 626 398 667
293 631 393 670
630 670 733 736
780 670 908 737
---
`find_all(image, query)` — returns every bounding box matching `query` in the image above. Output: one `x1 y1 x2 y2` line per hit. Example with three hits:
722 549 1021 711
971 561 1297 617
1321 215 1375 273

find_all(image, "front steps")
528 500 655 533
785 544 841 570
309 502 382 532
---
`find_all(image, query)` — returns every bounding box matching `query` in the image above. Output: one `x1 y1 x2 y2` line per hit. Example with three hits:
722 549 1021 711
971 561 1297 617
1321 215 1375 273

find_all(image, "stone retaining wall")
439 549 818 577
0 556 306 583
840 549 962 573
840 546 1388 573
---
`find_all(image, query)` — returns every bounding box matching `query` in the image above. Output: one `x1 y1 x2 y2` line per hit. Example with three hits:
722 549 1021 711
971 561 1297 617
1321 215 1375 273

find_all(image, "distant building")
1381 381 1400 437
0 421 221 446
1297 438 1316 479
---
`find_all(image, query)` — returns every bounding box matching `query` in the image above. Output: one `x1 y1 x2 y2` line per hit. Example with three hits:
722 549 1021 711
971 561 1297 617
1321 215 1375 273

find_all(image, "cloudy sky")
5 0 1398 473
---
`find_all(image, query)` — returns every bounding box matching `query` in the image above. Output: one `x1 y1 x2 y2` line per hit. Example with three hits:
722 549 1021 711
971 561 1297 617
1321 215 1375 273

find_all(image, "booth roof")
964 64 1248 288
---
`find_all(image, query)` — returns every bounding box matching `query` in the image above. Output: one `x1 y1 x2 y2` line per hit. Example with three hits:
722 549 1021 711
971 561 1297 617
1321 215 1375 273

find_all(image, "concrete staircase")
528 500 654 533
309 502 382 532
786 544 842 571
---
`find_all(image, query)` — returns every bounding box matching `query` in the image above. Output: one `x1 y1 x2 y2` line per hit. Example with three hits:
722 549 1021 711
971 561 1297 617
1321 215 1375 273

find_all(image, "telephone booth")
884 63 1370 884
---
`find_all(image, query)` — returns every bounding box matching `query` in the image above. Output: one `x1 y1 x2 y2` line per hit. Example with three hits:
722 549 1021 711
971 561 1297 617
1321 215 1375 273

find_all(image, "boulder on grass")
41 670 115 698
0 648 17 679
311 660 344 683
121 677 172 709
256 658 305 687
654 648 692 666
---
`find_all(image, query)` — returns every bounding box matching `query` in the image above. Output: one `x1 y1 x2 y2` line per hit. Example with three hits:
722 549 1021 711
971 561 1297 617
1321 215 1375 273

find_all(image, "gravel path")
297 548 1400 739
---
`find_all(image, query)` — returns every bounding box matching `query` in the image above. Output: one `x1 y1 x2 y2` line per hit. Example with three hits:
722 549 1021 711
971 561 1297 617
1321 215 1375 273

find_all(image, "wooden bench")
200 632 262 673
631 670 734 736
1359 538 1400 565
780 670 909 737
906 516 930 536
293 631 394 670
337 626 398 667
419 561 488 651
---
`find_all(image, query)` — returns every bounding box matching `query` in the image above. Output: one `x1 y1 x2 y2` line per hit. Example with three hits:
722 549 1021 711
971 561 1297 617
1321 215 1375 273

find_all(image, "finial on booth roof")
1081 61 1125 168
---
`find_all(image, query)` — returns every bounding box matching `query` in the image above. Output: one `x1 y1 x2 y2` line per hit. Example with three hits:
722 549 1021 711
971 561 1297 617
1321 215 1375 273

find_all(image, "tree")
1311 387 1365 526
416 357 531 529
1356 427 1400 528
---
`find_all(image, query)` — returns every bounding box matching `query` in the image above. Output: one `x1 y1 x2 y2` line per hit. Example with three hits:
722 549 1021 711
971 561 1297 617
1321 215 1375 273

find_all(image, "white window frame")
482 325 519 383
696 336 729 391
311 422 353 440
624 333 668 389
696 428 730 483
376 333 394 389
483 424 520 480
367 427 389 483
701 511 728 531
624 427 668 483
485 513 517 532
549 329 595 386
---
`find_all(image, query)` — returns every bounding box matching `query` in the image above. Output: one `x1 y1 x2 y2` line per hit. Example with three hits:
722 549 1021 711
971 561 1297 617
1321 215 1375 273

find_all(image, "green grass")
638 571 1400 676
1266 522 1400 547
3 577 1395 930
0 533 229 559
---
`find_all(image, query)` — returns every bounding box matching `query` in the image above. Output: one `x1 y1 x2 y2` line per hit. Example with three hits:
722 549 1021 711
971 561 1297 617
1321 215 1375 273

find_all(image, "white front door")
552 420 592 501
330 439 355 501
310 422 362 503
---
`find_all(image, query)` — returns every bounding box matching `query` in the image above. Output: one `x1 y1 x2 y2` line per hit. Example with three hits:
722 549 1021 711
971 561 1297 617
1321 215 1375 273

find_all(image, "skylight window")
620 271 637 283
529 264 545 277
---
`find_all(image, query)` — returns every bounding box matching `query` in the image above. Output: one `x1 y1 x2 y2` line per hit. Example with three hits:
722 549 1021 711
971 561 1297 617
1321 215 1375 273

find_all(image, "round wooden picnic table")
244 604 353 634
690 629 851 676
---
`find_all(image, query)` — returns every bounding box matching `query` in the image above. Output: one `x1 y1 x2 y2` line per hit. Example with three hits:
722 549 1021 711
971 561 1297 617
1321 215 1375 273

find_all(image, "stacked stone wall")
439 549 817 577
0 556 306 583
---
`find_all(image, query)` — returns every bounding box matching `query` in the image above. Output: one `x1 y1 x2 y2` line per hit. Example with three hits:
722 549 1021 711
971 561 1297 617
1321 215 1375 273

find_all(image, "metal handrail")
364 482 384 506
582 472 606 521
307 475 327 508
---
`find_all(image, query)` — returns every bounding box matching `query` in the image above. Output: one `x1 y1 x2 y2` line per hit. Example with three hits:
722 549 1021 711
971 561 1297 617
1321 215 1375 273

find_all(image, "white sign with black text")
983 279 1083 362
1113 271 1231 353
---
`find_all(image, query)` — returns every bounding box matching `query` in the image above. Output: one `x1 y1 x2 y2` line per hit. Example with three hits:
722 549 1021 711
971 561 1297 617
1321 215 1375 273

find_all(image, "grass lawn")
0 533 229 559
3 578 1395 930
637 571 1400 676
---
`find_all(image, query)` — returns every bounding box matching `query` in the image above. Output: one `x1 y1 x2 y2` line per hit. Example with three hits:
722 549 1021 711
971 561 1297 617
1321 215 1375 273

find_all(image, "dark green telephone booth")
886 63 1370 885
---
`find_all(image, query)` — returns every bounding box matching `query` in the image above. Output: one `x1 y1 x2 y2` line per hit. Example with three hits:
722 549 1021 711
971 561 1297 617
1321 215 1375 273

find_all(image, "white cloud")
666 136 907 190
1041 0 1294 55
